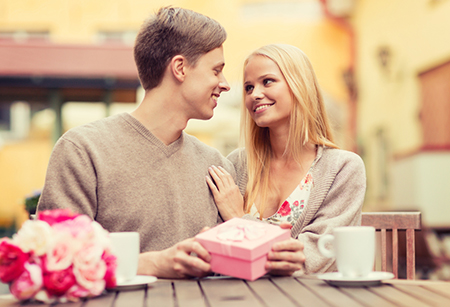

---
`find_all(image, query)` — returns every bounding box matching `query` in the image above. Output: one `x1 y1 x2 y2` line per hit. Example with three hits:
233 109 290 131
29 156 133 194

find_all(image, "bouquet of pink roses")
0 209 117 303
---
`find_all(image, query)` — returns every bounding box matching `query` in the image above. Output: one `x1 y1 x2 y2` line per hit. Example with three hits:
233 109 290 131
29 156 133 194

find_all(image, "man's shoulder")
182 132 234 169
183 132 221 155
62 113 125 142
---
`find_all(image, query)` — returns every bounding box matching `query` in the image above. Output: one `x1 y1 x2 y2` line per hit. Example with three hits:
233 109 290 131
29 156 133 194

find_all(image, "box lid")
195 218 290 261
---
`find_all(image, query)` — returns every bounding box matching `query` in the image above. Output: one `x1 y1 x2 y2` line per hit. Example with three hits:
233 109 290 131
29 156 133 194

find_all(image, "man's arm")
37 136 97 218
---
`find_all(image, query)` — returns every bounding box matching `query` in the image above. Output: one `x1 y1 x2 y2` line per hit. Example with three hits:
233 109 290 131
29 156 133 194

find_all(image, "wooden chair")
361 211 421 280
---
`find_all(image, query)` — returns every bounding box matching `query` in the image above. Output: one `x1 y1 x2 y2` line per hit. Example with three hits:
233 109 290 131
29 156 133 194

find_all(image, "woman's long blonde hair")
241 44 338 214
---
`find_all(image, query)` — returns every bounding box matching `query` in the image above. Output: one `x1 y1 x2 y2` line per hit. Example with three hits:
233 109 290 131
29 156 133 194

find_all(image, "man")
38 7 304 279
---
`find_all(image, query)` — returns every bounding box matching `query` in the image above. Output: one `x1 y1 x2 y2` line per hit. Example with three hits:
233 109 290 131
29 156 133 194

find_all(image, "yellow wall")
0 139 52 227
0 0 351 103
354 0 450 209
0 0 351 226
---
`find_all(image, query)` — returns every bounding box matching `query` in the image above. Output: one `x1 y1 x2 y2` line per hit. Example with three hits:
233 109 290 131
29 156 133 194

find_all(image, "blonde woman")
207 44 366 274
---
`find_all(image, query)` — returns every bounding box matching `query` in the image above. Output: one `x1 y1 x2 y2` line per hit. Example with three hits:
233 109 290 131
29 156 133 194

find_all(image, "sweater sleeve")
295 151 366 274
226 148 247 196
37 136 98 219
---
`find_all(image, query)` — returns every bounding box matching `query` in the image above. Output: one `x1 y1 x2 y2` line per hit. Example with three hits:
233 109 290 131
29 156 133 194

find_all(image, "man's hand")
206 165 245 220
138 235 212 279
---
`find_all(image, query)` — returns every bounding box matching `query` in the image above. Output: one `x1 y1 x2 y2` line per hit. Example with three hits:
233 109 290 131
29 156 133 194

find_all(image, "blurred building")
0 0 351 226
354 0 450 229
2 0 450 280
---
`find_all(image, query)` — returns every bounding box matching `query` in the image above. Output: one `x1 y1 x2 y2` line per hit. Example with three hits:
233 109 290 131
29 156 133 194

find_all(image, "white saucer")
110 275 157 291
317 271 395 287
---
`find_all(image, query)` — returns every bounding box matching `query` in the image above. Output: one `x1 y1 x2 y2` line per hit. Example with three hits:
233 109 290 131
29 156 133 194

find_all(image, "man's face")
182 46 230 120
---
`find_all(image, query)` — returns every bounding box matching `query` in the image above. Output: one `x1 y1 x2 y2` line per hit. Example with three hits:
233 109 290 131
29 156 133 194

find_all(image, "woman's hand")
266 223 305 276
206 165 245 221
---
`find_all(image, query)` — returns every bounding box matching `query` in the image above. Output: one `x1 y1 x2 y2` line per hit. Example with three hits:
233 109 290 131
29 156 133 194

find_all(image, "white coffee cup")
110 232 140 284
318 226 375 278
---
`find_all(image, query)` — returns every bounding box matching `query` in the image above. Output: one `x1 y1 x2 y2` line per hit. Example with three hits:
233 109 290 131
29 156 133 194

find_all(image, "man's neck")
130 88 189 146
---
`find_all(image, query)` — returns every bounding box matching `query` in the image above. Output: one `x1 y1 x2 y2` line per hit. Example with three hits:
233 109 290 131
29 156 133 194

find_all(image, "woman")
206 44 366 274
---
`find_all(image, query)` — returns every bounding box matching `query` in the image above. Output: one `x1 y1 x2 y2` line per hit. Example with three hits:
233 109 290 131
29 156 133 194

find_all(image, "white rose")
91 221 112 250
13 220 53 256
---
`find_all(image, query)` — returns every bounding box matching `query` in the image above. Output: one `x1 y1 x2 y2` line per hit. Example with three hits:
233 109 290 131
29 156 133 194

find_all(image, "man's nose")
219 75 231 92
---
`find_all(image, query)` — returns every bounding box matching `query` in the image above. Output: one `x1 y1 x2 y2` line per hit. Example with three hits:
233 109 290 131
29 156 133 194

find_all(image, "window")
0 31 49 43
96 31 137 46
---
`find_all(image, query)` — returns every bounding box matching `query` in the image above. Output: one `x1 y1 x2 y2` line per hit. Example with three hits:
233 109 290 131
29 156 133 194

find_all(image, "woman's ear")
171 55 187 82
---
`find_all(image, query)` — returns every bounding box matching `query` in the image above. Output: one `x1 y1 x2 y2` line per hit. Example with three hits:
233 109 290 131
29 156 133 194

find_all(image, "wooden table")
1 275 450 307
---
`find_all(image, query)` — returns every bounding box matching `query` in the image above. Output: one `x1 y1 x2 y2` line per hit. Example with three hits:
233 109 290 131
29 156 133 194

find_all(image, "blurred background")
1 0 450 280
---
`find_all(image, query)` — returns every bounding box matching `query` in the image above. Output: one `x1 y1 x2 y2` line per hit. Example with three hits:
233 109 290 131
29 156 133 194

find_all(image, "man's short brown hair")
134 7 227 91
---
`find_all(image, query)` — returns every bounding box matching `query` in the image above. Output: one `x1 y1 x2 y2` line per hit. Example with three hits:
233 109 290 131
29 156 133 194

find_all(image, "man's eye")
245 85 254 93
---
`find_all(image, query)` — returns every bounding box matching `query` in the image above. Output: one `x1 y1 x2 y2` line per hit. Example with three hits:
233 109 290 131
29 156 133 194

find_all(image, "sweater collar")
120 113 184 157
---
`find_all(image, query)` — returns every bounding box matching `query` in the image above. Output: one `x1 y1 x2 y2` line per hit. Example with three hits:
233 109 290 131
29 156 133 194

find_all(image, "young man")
37 7 304 279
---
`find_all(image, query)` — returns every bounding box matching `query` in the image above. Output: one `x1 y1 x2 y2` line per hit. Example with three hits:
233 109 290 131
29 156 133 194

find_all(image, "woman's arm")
293 150 367 274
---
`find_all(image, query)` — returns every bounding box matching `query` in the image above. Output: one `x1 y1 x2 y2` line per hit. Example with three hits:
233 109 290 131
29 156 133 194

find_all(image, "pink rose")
102 251 117 289
52 215 93 239
73 243 106 294
0 239 30 283
10 263 43 300
278 201 291 216
43 266 76 297
38 209 80 226
66 284 91 302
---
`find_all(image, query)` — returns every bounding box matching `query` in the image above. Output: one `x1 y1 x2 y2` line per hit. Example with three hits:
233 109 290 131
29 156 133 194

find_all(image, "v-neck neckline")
281 145 323 202
121 113 184 157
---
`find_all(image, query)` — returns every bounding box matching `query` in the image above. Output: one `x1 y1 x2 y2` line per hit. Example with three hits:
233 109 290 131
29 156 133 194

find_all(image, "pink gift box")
195 217 290 281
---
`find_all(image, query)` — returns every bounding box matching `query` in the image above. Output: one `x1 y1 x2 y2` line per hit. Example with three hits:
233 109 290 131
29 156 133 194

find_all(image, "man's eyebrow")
214 62 225 69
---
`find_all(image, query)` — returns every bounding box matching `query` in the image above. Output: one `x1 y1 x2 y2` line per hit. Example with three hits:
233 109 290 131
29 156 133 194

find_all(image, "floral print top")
248 153 320 226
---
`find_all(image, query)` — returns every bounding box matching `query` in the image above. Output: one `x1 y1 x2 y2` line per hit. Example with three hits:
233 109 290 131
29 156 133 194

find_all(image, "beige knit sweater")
37 113 236 253
228 146 367 274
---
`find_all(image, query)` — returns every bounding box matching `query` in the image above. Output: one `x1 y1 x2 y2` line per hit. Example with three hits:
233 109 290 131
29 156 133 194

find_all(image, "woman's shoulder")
318 146 365 175
321 146 364 164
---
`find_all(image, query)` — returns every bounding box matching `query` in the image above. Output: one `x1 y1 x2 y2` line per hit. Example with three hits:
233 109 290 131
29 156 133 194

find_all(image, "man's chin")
193 112 214 121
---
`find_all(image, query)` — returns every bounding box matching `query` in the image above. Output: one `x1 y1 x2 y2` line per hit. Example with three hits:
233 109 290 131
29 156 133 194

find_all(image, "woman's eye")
245 85 254 93
263 79 274 86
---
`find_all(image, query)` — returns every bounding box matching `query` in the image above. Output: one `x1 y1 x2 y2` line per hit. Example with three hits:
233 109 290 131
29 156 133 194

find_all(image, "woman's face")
243 55 293 130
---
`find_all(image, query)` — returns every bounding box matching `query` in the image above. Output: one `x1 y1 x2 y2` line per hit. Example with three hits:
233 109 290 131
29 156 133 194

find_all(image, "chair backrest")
361 211 421 280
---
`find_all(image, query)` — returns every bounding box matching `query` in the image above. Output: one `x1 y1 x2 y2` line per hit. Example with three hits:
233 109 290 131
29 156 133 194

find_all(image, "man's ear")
171 55 187 82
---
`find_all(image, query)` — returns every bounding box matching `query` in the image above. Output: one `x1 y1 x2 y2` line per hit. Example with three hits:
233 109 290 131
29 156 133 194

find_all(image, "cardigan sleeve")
294 150 366 274
37 135 98 219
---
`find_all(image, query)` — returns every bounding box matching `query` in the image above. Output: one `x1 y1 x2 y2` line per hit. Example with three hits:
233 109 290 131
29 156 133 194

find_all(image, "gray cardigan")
227 146 367 274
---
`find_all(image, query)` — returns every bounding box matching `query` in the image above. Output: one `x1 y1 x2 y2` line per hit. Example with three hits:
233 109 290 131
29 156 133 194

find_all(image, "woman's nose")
251 86 264 100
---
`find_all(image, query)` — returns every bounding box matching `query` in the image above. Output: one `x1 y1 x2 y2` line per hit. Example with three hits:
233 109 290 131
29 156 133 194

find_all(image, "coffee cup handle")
318 234 335 258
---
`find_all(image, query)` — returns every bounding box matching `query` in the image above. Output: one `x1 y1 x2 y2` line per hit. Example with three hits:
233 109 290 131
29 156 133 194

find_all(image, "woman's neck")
269 127 315 162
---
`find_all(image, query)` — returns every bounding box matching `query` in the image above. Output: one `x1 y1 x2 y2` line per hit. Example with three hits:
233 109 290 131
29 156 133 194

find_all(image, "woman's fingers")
208 166 234 190
208 166 224 190
265 239 305 276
